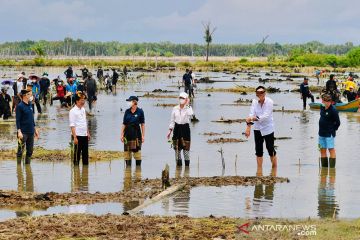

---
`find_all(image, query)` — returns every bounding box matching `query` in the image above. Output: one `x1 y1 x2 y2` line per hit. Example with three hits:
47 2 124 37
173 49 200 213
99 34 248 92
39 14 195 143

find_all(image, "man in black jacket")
64 66 73 80
39 72 51 105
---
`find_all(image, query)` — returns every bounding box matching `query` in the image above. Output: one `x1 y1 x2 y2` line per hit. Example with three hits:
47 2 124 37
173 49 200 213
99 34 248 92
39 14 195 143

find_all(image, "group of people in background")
300 72 360 110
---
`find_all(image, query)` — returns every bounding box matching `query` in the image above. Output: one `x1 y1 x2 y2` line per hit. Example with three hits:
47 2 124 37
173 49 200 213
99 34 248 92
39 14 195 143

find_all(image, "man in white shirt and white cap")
167 92 194 166
245 86 277 175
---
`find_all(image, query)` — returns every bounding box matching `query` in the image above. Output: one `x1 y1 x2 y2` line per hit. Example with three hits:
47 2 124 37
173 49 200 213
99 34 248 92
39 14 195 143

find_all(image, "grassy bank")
0 214 358 239
0 147 123 162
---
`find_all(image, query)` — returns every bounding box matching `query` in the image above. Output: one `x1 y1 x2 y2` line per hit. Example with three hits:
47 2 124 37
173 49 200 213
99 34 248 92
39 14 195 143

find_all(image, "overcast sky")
1 0 359 44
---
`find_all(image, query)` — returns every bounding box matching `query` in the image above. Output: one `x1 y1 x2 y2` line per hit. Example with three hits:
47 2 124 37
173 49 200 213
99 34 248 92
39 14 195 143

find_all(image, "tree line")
0 38 356 58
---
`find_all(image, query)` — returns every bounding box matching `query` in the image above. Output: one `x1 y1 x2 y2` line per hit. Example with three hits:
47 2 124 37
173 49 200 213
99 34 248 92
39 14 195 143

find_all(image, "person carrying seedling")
16 89 40 164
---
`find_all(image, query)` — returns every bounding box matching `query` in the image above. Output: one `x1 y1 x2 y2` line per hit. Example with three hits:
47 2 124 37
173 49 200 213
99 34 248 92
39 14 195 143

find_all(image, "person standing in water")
69 92 90 165
245 86 277 175
167 92 194 166
300 77 314 110
121 96 145 167
318 94 340 168
16 89 40 164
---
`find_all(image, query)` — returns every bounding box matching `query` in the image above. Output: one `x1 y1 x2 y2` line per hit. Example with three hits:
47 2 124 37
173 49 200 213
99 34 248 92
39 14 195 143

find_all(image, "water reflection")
71 165 89 192
123 166 142 212
16 164 34 192
172 166 190 214
87 116 98 146
318 168 339 218
252 169 276 212
16 164 34 217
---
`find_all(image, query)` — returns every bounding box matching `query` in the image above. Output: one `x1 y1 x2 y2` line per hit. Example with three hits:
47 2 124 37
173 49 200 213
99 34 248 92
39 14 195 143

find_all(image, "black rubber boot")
176 160 182 166
329 158 336 168
25 157 31 165
136 160 142 166
320 157 328 168
125 160 132 167
185 160 190 167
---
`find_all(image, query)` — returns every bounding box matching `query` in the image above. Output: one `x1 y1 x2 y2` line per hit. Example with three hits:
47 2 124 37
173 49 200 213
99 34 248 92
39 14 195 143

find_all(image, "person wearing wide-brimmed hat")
167 92 194 166
28 74 42 114
318 93 340 168
121 96 145 167
16 89 39 164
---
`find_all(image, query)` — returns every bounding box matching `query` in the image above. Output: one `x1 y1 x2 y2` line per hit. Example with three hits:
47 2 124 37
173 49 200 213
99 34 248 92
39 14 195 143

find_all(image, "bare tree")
203 21 216 62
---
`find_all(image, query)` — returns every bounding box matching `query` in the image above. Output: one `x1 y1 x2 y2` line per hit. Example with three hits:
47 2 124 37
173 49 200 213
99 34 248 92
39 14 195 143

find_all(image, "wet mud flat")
0 213 358 240
0 176 289 209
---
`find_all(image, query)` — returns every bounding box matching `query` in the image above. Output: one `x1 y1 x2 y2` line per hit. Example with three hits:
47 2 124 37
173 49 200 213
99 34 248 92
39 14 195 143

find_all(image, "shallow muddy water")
0 67 359 220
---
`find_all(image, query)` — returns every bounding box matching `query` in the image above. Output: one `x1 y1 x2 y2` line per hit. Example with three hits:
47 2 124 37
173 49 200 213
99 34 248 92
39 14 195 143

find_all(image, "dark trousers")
40 90 48 105
254 130 276 157
302 93 314 109
17 133 34 163
88 94 94 110
0 103 11 119
73 136 89 165
52 96 66 105
184 85 191 95
32 99 42 114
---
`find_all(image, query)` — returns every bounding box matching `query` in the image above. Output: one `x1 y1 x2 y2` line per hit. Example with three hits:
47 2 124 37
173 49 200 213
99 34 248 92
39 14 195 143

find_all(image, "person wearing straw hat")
39 72 50 106
69 92 90 165
121 96 145 167
245 86 277 174
318 93 340 168
16 89 40 164
167 92 194 166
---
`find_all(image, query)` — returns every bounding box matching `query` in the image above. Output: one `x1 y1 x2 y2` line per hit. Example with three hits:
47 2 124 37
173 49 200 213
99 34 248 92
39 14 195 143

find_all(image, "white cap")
179 92 188 99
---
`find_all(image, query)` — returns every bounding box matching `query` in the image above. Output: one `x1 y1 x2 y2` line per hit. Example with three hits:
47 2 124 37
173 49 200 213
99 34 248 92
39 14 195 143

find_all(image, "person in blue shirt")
318 93 341 168
16 89 39 164
29 75 42 114
65 78 77 107
120 96 145 167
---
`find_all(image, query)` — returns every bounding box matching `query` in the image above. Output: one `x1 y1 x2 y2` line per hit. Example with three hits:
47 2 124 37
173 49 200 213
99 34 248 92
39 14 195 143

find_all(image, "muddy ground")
0 214 358 240
0 176 289 209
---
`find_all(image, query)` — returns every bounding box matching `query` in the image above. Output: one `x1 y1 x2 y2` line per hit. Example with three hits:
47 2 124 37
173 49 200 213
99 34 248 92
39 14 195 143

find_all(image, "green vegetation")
0 38 356 57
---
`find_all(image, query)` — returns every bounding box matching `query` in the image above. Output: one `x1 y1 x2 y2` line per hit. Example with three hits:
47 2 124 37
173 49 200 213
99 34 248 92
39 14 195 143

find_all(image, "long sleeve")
16 105 22 130
249 100 256 117
169 108 176 129
333 111 340 131
257 101 273 123
186 106 194 117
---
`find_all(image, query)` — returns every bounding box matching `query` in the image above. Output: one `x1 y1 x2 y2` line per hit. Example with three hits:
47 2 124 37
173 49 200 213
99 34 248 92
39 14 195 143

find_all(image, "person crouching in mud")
121 96 145 167
167 92 194 167
245 86 277 175
318 94 340 168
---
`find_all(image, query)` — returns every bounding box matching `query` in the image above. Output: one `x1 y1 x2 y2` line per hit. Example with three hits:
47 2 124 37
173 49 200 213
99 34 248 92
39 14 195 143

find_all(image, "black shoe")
136 160 142 166
176 160 182 166
185 160 190 166
125 160 132 167
25 157 31 165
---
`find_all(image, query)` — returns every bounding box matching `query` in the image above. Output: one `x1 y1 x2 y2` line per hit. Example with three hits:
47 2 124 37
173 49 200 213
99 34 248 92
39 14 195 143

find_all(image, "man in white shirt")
245 86 277 174
69 92 90 165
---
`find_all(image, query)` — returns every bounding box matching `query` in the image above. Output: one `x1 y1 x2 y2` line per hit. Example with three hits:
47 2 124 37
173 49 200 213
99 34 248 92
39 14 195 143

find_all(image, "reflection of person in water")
252 169 276 213
71 165 89 192
122 166 142 212
172 165 190 214
16 164 34 217
318 168 338 218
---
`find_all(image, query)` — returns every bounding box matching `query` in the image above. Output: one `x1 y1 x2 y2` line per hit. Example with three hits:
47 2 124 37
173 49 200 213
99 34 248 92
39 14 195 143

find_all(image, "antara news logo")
237 222 317 236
